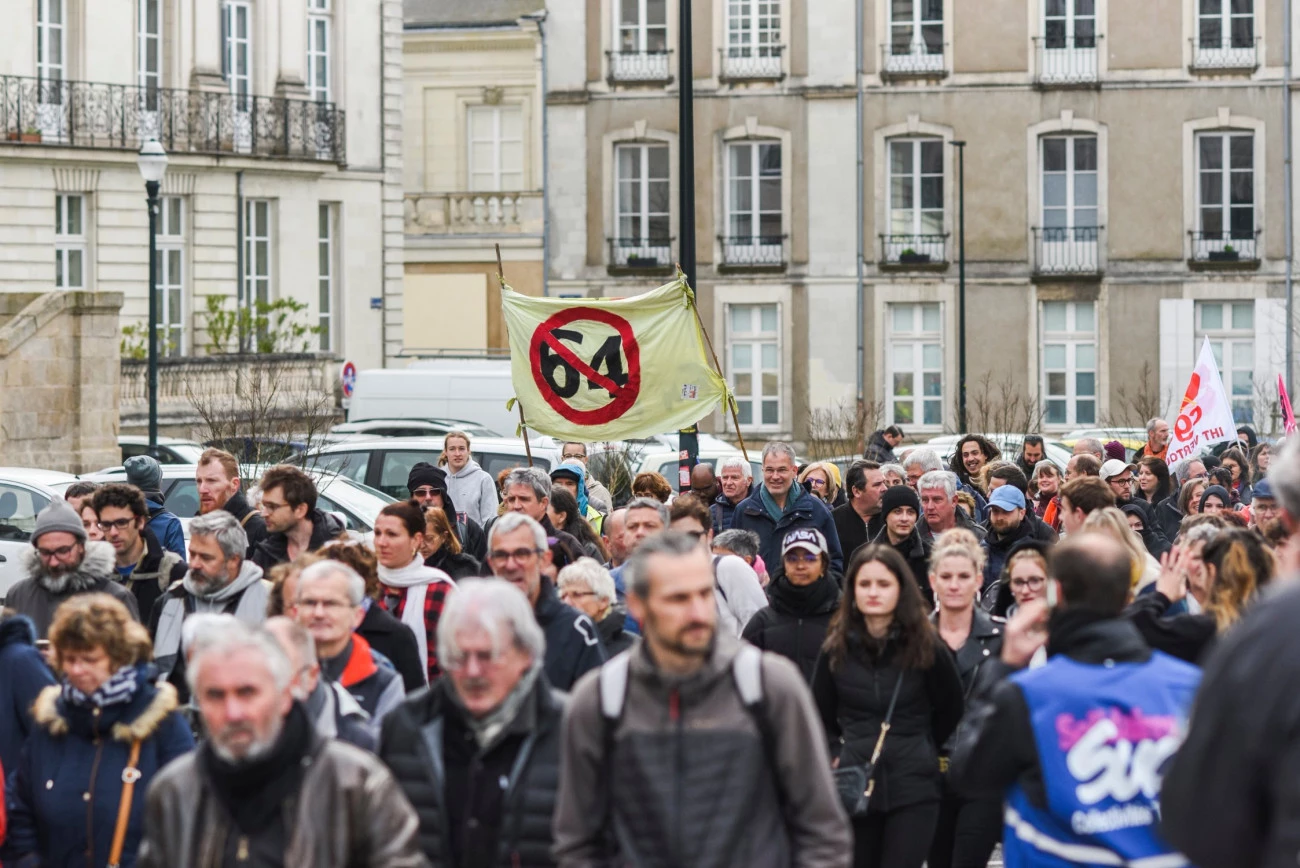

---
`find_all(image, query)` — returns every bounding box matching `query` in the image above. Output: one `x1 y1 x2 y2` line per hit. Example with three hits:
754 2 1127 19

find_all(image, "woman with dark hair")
1199 485 1231 516
374 499 455 682
1249 441 1272 481
811 545 964 868
547 487 608 562
419 506 482 581
1136 456 1174 505
1218 447 1254 505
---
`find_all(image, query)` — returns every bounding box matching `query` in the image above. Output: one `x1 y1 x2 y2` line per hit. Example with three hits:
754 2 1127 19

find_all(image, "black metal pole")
677 0 699 482
952 140 967 433
146 179 161 448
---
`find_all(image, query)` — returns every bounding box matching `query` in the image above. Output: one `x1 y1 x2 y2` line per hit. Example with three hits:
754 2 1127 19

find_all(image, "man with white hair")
918 469 987 543
137 619 425 867
265 615 374 751
731 442 845 577
558 557 634 655
711 456 754 531
293 561 405 726
379 579 565 866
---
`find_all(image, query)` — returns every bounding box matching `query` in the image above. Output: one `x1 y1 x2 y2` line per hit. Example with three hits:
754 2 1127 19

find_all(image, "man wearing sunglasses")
91 483 187 619
1 499 138 637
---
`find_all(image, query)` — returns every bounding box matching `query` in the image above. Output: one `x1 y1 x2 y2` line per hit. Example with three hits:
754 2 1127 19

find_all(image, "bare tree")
1100 361 1169 429
960 371 1046 435
806 397 886 461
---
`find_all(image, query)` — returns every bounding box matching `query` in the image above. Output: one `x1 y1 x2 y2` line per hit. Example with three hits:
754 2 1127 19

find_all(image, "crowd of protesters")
0 419 1297 868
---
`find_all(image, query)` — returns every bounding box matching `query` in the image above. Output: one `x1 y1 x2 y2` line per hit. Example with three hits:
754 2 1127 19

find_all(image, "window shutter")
220 3 229 80
1159 298 1195 419
1254 297 1287 392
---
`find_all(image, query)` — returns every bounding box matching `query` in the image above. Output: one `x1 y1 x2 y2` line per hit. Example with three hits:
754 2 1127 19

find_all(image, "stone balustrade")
403 191 544 235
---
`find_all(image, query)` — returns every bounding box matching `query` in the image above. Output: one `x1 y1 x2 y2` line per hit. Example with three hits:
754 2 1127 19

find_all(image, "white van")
348 359 518 434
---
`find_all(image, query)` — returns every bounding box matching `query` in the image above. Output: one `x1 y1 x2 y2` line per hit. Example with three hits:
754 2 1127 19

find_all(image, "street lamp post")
137 139 169 449
950 140 967 433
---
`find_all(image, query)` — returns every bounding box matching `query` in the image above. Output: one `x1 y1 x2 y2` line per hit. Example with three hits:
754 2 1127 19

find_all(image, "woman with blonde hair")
1081 506 1161 592
798 462 840 506
420 505 481 581
2 593 193 868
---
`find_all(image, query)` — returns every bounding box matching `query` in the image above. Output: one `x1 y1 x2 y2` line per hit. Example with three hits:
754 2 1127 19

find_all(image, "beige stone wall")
0 291 122 473
1109 0 1183 70
952 0 1029 73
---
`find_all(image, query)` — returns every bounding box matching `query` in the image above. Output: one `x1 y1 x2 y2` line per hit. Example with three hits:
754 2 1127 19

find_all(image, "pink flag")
1281 375 1297 435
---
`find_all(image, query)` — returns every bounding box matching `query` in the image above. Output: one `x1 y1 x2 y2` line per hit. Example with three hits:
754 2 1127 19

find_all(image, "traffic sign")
340 361 357 398
527 308 641 425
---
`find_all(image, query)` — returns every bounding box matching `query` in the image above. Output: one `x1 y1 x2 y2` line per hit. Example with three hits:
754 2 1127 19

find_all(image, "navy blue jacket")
533 579 606 691
0 616 55 775
145 498 187 560
730 486 845 576
2 675 195 868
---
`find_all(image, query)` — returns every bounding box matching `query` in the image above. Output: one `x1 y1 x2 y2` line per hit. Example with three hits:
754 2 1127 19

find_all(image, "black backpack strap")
712 555 729 604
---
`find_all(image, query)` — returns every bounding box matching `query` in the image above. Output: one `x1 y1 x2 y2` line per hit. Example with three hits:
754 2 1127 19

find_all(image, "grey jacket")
137 730 429 868
553 633 851 868
1 542 139 637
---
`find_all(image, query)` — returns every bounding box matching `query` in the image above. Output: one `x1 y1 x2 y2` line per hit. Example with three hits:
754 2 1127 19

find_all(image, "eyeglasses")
36 543 79 560
1010 576 1046 591
488 547 543 563
807 478 826 488
561 589 597 600
259 500 288 514
297 597 352 611
96 518 137 532
784 551 820 563
446 649 502 670
1111 476 1134 485
411 487 443 498
561 453 585 461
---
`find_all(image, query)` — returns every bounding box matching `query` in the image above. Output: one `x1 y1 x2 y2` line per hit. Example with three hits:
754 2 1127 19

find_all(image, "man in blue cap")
982 485 1055 590
1250 476 1280 534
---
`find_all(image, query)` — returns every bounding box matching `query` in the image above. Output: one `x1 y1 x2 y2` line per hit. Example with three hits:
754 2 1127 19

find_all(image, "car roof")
117 435 205 447
0 467 81 486
314 435 547 453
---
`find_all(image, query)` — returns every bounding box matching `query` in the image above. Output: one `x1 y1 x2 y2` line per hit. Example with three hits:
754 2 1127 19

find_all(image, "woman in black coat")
743 528 841 683
812 545 964 868
421 504 485 580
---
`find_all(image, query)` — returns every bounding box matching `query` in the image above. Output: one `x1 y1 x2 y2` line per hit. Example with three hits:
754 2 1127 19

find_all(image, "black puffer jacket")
379 673 565 868
870 525 934 604
220 488 268 558
251 508 346 570
424 547 484 581
811 630 964 813
741 573 840 683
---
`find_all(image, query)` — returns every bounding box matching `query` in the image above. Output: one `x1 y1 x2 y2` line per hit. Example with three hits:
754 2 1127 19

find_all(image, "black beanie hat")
407 462 447 494
880 484 922 520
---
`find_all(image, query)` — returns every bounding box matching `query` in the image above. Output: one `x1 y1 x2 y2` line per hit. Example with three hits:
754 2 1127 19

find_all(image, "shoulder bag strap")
239 510 256 528
107 738 144 868
866 673 905 780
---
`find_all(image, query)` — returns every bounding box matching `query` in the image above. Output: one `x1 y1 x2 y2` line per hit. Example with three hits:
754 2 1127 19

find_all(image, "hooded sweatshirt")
447 458 499 526
149 560 269 679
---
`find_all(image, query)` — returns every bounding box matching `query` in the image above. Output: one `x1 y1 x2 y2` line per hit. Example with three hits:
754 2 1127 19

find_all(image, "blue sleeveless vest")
1003 652 1201 868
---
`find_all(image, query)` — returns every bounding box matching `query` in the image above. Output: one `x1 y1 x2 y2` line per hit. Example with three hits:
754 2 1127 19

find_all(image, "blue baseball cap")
1253 477 1275 501
988 485 1027 512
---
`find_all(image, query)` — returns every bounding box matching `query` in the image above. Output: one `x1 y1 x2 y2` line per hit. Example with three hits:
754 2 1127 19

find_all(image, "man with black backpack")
554 531 850 867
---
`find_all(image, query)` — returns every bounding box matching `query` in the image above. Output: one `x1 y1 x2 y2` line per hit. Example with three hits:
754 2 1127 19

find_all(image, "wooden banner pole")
497 242 534 467
684 281 749 464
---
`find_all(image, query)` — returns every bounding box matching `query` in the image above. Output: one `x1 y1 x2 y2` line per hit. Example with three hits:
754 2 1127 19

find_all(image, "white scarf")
378 556 454 678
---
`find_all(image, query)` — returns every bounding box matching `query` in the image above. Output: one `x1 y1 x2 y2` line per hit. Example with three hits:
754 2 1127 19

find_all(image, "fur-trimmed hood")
33 679 180 742
21 539 117 592
0 613 38 649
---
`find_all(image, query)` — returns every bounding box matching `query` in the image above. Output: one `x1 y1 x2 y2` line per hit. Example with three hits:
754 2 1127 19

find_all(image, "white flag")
1166 337 1238 466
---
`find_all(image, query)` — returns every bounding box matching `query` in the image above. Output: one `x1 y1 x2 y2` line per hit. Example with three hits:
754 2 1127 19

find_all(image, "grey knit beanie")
32 498 87 545
124 454 163 492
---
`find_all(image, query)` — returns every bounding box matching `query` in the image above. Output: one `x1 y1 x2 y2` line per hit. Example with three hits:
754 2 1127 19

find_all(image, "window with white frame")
222 1 252 110
468 106 524 193
1196 301 1255 423
1194 131 1255 259
613 143 670 265
886 138 944 261
727 303 780 428
612 0 670 80
1040 0 1097 83
1040 301 1096 426
138 0 161 110
887 0 943 68
318 203 337 351
37 0 65 106
307 0 331 102
887 303 943 427
54 193 85 290
1039 135 1099 272
724 0 781 77
724 140 782 264
242 199 271 310
156 196 185 355
1196 0 1255 65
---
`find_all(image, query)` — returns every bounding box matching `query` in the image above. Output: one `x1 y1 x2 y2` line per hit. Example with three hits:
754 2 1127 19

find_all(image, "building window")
156 196 185 355
54 193 85 290
1037 135 1100 273
612 143 670 266
37 0 65 107
887 302 943 427
1196 301 1255 423
318 203 337 351
242 199 271 310
884 138 944 262
1194 131 1256 260
1194 0 1256 67
886 0 944 73
1038 0 1097 83
1041 301 1096 426
723 0 782 78
138 0 161 109
307 0 331 102
222 1 252 110
611 0 670 81
468 105 524 192
727 303 780 428
722 140 783 265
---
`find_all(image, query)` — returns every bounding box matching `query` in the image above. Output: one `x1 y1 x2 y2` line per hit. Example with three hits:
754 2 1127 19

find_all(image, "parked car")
118 436 207 466
920 433 1074 470
0 468 81 595
205 437 311 465
300 436 560 500
1062 427 1147 457
327 418 501 442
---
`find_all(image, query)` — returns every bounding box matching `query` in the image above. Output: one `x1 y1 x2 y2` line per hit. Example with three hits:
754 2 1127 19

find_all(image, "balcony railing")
607 50 673 83
1034 36 1101 85
719 235 787 268
404 191 543 236
1033 226 1103 275
0 75 345 163
1189 230 1260 264
719 45 784 81
880 234 948 266
608 238 674 270
881 42 947 77
1190 38 1259 71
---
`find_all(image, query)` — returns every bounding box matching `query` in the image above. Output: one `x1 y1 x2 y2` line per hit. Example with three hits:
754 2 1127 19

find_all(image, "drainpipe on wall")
521 11 550 297
855 0 866 428
1286 0 1294 398
235 169 245 353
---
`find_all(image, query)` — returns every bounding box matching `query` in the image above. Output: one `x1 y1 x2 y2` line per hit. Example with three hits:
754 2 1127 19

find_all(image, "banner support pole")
497 243 534 468
680 271 749 464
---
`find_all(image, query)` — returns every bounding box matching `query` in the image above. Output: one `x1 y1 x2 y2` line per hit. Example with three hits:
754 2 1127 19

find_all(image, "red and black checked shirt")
378 581 452 681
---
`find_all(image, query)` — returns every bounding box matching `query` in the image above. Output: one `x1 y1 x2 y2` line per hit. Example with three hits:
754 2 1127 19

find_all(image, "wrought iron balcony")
880 42 947 78
719 46 784 81
880 234 948 267
1034 36 1101 86
607 50 673 83
1189 230 1260 265
1033 226 1103 276
718 234 787 269
608 238 674 271
1190 38 1259 71
0 75 345 163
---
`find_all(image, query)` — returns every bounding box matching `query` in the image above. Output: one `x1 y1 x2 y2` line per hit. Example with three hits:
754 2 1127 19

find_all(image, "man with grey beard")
1 499 138 636
149 510 270 690
137 618 425 868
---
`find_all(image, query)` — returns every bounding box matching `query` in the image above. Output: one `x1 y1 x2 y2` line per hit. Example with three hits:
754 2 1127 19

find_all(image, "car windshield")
318 477 395 532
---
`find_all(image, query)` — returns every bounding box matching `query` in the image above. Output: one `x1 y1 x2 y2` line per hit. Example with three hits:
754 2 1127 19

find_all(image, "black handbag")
832 672 904 818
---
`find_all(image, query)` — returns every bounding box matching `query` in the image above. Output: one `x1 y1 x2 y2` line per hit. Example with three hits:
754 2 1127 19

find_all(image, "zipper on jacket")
670 687 683 866
85 709 104 868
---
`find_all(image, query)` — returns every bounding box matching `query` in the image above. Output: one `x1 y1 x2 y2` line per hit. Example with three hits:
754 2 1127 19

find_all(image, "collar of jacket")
628 627 744 703
22 539 117 592
419 668 561 752
986 515 1038 550
224 488 253 520
740 487 814 521
930 605 1002 639
258 508 343 560
532 576 567 625
871 524 929 558
34 679 179 742
767 572 840 616
331 634 378 688
597 604 628 643
1045 610 1152 664
0 613 37 649
132 525 168 574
